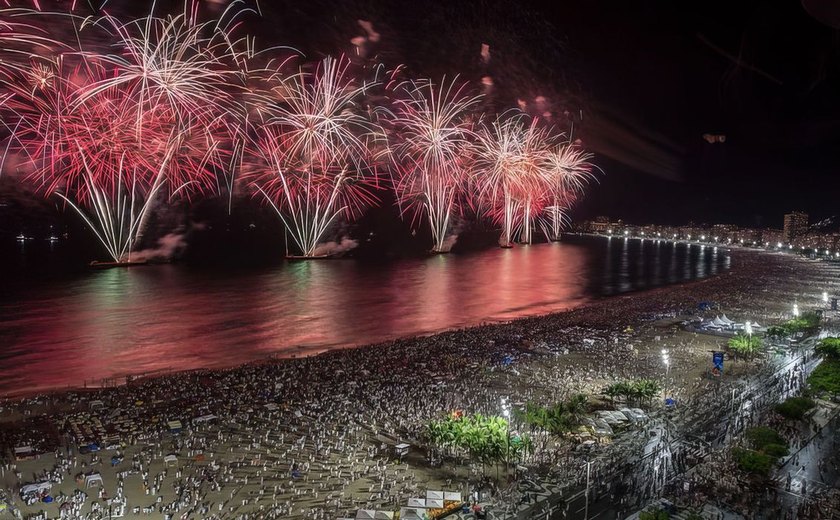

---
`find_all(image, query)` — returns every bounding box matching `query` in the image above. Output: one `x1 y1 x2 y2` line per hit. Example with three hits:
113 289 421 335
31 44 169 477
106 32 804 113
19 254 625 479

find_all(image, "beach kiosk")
425 490 445 509
399 508 425 520
14 446 37 461
395 443 410 461
167 420 183 434
407 498 426 508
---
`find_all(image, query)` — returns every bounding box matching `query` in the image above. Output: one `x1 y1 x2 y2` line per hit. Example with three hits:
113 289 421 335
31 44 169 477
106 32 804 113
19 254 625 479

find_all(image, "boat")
16 233 25 241
284 254 331 261
89 260 149 269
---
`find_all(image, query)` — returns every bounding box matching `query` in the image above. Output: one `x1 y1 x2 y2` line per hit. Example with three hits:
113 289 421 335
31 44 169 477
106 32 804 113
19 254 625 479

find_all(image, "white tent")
712 317 726 327
426 499 444 508
426 490 444 500
444 492 462 502
164 454 178 467
407 498 426 508
720 314 734 325
85 473 103 488
20 482 51 497
355 510 376 520
374 512 394 520
398 508 425 520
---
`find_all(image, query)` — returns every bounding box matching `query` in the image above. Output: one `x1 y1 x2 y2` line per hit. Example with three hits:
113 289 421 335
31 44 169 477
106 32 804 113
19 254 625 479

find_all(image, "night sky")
2 0 839 242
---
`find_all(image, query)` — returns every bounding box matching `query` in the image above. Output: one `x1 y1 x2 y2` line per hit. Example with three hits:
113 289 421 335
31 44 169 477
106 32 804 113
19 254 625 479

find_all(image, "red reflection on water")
0 243 592 396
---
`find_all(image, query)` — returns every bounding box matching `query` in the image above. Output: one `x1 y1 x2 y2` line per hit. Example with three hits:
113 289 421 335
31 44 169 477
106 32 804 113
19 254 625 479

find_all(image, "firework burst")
539 142 594 241
247 55 386 257
391 77 480 252
472 112 553 246
1 5 240 262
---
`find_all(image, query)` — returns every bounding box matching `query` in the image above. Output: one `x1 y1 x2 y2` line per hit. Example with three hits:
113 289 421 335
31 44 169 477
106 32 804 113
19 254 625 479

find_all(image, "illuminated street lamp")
823 291 829 303
501 397 511 474
793 303 800 318
745 321 753 337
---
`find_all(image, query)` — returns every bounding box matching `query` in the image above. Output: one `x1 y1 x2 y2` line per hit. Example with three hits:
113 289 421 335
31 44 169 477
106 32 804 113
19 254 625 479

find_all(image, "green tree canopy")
727 333 763 359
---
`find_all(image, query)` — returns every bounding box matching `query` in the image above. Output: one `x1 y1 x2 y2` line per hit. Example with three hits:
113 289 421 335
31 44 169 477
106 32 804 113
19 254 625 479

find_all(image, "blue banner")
712 351 724 377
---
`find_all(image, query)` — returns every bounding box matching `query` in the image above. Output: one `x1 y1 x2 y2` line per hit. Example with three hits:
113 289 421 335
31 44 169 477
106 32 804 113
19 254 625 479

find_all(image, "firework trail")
391 77 480 252
247 55 386 257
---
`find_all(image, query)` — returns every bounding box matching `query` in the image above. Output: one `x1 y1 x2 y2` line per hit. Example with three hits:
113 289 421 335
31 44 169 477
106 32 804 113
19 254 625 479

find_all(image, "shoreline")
2 240 733 403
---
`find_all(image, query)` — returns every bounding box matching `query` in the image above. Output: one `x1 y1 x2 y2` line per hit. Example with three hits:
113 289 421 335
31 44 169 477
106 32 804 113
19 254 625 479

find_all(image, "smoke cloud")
129 222 206 262
311 236 359 256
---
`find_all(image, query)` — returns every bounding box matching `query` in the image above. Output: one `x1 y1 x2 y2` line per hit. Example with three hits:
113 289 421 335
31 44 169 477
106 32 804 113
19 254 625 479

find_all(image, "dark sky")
245 0 840 228
550 0 840 228
2 0 840 238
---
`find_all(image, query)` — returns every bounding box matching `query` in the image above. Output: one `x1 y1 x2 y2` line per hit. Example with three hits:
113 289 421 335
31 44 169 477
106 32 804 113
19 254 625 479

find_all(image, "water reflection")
0 236 728 395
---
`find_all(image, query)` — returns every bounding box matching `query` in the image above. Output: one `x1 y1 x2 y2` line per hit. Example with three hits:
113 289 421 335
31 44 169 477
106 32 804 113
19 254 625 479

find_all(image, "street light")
793 303 800 318
501 397 511 476
661 348 670 370
745 321 753 337
823 291 829 304
583 459 594 520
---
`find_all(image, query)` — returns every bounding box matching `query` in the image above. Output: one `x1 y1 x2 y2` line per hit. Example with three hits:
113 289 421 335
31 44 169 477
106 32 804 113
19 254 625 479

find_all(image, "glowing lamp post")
501 397 511 474
793 303 800 318
823 291 829 304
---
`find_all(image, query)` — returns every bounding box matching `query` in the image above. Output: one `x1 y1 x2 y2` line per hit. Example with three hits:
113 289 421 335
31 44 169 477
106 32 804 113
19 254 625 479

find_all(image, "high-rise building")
783 212 808 243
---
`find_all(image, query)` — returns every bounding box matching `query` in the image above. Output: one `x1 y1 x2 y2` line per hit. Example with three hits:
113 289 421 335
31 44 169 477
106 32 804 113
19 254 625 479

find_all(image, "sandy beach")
1 247 837 519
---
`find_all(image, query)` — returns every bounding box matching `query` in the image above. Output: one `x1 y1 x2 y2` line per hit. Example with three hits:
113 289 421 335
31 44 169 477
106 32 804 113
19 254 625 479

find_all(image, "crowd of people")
0 250 837 519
